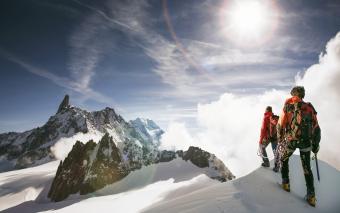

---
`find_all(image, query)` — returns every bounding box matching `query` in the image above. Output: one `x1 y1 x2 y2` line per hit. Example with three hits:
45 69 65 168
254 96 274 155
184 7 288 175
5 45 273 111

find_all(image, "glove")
312 144 319 154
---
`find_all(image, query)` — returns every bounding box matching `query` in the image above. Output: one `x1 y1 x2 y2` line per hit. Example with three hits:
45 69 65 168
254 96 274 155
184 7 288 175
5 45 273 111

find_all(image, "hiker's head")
265 106 272 113
290 86 305 99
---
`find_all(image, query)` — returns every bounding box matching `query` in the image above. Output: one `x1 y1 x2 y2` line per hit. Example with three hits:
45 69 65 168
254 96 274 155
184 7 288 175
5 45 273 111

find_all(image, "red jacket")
259 111 273 144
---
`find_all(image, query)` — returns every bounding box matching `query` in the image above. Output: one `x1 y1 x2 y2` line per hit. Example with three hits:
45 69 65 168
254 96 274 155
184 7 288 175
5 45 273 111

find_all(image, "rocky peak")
48 133 128 201
81 133 126 194
183 146 210 168
48 140 96 202
182 146 235 181
57 95 70 114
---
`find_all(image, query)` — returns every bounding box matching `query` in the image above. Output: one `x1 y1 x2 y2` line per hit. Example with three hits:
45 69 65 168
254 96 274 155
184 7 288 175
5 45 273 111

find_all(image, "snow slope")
145 155 340 213
1 155 339 213
0 161 59 211
0 157 220 213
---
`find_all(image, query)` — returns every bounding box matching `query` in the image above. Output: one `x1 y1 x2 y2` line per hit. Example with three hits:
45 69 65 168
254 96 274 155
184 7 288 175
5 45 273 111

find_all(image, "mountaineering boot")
281 179 290 192
282 183 290 192
273 166 279 173
261 162 270 167
305 193 316 207
273 164 279 173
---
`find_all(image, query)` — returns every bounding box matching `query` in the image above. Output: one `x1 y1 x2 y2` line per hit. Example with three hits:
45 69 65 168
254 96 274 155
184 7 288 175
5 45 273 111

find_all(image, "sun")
230 2 267 35
221 0 278 45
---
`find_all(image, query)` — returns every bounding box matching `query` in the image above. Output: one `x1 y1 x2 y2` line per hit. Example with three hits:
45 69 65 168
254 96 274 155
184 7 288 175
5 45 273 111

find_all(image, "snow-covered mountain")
129 118 164 147
0 155 339 213
0 95 162 172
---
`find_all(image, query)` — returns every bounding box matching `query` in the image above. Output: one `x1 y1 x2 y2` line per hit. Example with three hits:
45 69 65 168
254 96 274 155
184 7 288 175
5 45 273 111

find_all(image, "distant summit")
57 94 70 113
129 118 164 147
0 95 163 172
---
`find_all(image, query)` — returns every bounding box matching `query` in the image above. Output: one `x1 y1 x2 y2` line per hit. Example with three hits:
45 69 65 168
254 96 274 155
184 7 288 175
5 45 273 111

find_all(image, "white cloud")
50 131 104 160
160 122 194 151
161 90 286 176
160 32 340 176
296 32 340 169
194 90 287 176
68 0 140 90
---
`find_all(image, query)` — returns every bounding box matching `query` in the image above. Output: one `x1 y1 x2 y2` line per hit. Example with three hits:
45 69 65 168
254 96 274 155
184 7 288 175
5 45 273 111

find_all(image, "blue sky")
0 0 339 133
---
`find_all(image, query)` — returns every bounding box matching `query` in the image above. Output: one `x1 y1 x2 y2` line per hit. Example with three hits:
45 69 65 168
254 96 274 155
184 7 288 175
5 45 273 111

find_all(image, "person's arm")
309 103 319 130
311 104 321 153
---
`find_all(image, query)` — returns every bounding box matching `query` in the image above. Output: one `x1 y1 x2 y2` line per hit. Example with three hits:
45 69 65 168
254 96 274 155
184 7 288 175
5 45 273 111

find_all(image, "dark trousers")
261 139 277 165
281 140 314 194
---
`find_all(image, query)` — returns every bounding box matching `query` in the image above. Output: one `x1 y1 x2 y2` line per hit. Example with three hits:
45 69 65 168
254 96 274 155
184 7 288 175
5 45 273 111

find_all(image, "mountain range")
0 95 235 202
0 95 163 172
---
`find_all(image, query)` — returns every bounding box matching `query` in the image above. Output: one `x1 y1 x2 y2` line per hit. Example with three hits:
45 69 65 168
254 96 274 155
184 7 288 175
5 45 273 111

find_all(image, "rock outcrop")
182 146 235 181
183 146 210 168
48 134 128 202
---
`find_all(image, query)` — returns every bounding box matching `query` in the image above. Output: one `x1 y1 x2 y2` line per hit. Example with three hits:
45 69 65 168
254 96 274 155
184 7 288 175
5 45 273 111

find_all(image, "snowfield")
145 155 340 213
0 161 59 211
0 155 339 213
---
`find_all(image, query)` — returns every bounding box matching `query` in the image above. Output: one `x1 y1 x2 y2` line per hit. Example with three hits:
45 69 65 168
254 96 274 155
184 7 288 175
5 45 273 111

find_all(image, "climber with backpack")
276 86 321 207
258 106 280 172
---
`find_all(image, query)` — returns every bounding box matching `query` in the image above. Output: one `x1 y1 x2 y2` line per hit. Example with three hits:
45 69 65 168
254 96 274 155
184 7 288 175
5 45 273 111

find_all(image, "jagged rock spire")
57 95 70 113
48 134 127 201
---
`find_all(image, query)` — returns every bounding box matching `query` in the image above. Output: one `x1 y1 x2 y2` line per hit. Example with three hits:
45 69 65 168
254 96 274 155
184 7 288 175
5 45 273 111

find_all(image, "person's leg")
300 150 316 206
271 140 277 152
300 150 315 195
261 140 270 167
281 157 289 182
281 141 296 187
271 140 279 172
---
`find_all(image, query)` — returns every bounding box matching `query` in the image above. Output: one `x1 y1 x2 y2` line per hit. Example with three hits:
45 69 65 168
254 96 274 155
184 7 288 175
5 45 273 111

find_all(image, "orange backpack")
284 101 314 141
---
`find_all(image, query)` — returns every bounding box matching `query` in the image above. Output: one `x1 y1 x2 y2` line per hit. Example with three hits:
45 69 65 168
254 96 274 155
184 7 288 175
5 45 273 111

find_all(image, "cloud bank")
296 32 340 170
160 122 194 151
161 32 340 176
50 131 104 160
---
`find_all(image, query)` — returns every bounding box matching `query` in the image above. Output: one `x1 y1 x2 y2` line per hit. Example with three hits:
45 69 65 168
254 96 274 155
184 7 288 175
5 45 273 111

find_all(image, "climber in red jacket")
258 106 279 172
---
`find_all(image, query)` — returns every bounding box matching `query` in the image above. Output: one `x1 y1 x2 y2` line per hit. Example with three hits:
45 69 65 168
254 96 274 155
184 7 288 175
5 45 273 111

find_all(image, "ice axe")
313 154 320 182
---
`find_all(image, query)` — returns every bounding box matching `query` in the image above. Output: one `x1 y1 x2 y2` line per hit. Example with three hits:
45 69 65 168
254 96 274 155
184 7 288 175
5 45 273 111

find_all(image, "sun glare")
221 0 278 46
231 2 267 35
